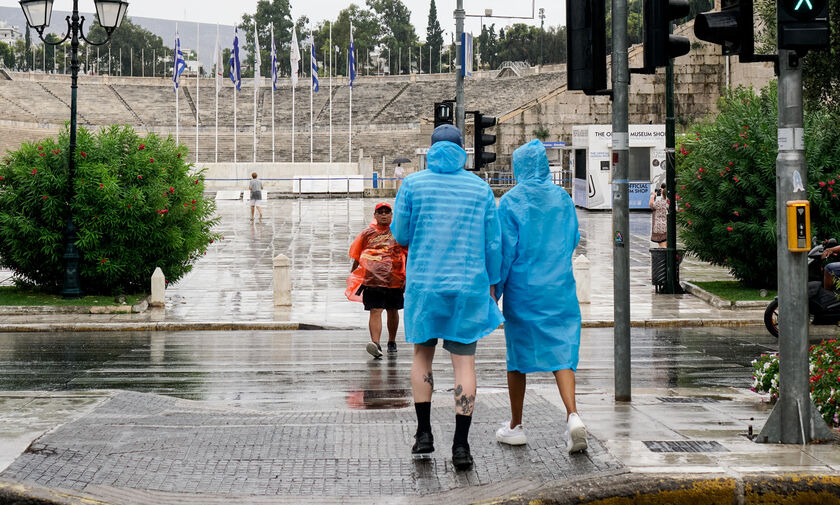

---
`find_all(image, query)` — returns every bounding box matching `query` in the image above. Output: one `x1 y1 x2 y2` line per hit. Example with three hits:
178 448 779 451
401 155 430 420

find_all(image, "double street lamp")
19 0 128 297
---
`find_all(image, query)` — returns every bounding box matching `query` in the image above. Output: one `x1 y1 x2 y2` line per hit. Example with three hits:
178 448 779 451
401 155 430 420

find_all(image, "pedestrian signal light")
694 0 755 61
472 112 496 171
566 0 607 94
643 0 691 69
434 101 454 129
786 200 811 252
778 0 829 49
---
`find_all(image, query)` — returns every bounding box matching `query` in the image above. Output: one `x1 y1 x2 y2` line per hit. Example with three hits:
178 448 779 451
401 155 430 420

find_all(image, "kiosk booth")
570 124 666 210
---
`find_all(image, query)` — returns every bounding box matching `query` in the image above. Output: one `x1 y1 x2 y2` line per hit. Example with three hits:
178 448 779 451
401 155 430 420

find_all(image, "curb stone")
681 281 771 309
0 296 150 316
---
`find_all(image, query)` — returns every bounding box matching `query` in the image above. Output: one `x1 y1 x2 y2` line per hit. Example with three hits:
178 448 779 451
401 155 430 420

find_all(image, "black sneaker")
452 445 473 470
411 431 435 456
387 342 397 353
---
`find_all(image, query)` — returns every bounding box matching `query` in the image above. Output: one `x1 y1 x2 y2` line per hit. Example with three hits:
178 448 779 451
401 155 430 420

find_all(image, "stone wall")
493 19 775 170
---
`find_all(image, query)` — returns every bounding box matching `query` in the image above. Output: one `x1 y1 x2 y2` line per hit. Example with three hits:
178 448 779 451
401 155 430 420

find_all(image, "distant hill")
0 6 236 69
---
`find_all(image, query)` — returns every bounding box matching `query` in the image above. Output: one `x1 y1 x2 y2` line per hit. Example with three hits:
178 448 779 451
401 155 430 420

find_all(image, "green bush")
0 125 219 294
676 83 840 288
752 340 840 427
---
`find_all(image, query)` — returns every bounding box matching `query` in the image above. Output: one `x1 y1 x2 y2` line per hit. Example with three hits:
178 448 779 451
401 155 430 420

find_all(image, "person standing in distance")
394 162 405 192
494 140 587 454
248 172 264 222
347 203 406 357
391 124 503 471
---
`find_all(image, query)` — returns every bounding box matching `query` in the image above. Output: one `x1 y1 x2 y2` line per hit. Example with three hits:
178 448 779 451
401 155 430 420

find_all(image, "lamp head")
94 0 128 33
19 0 53 31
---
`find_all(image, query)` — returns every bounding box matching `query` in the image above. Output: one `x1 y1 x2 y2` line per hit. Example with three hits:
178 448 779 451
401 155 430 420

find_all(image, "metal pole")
61 0 83 297
758 48 833 444
455 0 465 136
612 0 631 402
664 52 679 294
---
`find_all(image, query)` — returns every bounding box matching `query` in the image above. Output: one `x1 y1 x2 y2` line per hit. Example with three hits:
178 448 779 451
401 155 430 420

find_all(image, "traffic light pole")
612 0 631 402
758 49 833 444
455 0 465 137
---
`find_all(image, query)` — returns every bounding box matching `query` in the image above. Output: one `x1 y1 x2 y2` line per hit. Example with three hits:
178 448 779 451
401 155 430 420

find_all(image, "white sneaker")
566 413 588 453
366 341 383 358
496 422 527 446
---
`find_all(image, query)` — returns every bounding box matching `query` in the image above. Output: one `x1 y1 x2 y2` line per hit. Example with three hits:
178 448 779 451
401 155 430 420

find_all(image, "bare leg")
249 205 255 221
368 309 383 345
386 309 399 342
257 205 263 219
825 270 835 290
451 354 476 416
553 369 578 419
411 345 436 402
506 371 526 428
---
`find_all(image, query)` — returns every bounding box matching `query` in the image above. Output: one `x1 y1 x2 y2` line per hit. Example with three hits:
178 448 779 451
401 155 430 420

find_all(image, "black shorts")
362 286 404 311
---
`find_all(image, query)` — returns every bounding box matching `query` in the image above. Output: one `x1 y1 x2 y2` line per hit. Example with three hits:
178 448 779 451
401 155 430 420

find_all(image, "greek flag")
348 24 355 87
290 28 301 87
270 24 278 91
172 28 186 91
229 26 241 91
311 39 319 92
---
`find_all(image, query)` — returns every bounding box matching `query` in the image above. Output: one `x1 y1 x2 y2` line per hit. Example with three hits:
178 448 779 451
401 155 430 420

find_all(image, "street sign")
461 32 473 77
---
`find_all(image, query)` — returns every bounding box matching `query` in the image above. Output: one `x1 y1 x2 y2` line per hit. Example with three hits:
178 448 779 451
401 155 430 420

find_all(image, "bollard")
573 254 591 304
372 172 378 189
150 267 165 307
273 254 292 306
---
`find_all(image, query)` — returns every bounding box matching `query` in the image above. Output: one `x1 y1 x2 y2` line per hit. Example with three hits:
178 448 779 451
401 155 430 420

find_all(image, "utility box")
570 124 666 210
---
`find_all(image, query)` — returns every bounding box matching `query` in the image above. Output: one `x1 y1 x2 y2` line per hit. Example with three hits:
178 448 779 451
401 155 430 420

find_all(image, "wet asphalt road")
0 327 778 411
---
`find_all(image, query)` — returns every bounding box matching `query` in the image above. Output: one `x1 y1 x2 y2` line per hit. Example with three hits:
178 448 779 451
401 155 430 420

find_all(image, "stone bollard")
150 267 165 307
573 254 591 304
273 254 292 306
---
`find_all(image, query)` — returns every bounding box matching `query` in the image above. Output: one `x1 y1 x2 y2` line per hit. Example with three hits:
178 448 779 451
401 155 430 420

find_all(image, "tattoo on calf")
423 372 434 389
453 384 476 415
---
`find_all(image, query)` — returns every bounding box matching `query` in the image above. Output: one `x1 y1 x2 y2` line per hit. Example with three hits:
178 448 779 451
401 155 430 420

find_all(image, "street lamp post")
19 0 128 298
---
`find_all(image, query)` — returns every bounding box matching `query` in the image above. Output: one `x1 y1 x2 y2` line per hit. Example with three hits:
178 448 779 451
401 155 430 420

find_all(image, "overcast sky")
0 0 566 40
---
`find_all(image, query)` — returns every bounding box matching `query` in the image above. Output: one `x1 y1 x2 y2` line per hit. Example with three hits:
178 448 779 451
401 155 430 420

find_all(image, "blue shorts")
417 339 477 356
826 262 840 276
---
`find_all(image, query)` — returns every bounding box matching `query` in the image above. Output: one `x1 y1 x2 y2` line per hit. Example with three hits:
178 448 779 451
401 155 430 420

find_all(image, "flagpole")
292 83 296 163
234 84 237 164
215 24 219 163
271 24 275 164
329 22 332 163
349 85 352 163
310 35 313 164
176 24 179 144
253 20 259 163
195 23 199 163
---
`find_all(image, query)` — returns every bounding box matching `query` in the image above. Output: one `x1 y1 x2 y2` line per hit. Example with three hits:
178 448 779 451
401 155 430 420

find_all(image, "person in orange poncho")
347 202 407 358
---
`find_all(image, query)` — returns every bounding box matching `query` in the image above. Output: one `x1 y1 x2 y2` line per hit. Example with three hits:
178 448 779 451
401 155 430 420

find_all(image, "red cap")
375 202 392 212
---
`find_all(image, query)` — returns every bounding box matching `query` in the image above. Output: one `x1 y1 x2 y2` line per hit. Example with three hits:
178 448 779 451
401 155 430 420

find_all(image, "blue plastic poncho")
498 139 581 373
391 140 503 344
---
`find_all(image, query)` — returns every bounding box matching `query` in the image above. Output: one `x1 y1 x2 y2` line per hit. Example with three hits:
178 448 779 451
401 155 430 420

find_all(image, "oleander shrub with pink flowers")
676 82 840 288
0 125 219 294
752 339 840 427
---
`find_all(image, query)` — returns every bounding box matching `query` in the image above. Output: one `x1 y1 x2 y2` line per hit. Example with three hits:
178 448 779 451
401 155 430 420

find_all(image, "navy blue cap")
431 124 463 147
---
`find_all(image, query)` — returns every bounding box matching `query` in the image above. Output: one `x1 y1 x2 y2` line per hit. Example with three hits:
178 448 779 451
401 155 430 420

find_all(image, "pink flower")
38 153 45 157
101 258 107 264
80 151 87 157
734 211 739 216
149 158 155 163
137 175 143 179
169 186 174 193
31 168 37 174
138 144 145 150
727 227 734 231
37 146 43 150
820 181 827 187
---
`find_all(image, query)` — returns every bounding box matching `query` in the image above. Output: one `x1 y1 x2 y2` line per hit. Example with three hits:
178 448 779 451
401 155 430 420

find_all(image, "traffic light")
643 0 691 69
778 0 829 50
694 0 754 60
434 101 454 128
472 112 496 171
566 0 606 94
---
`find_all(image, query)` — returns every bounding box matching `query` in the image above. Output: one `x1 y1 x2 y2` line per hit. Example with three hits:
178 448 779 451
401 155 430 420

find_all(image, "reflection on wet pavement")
0 327 778 410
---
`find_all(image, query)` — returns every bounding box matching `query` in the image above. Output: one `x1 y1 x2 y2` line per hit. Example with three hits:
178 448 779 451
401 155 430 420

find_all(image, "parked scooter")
764 239 840 337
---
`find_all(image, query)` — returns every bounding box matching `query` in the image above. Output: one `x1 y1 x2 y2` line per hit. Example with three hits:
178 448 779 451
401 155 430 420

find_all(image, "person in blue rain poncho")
391 124 503 471
493 139 588 454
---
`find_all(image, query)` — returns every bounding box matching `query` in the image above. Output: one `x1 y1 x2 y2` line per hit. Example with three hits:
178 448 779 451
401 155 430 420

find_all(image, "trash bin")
650 248 684 293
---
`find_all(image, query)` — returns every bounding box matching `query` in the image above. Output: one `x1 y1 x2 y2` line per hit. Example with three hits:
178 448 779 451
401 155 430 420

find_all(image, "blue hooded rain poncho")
498 139 581 373
391 140 503 344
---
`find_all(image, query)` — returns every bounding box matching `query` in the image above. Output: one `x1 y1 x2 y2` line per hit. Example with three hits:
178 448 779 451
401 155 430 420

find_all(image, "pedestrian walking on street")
391 124 503 470
495 139 588 454
248 172 264 222
346 203 407 358
650 183 667 247
394 162 405 192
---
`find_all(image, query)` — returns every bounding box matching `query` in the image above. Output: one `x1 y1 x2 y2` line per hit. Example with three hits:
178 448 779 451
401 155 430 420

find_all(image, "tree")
86 17 170 77
322 5 381 76
478 24 498 69
239 0 294 78
367 0 418 74
425 0 443 73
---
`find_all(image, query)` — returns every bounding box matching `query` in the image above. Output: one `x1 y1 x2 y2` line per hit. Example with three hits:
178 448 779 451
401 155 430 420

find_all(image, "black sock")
453 414 472 448
415 402 432 434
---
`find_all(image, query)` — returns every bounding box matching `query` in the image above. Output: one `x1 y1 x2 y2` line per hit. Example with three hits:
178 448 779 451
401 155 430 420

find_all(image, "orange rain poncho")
345 222 407 302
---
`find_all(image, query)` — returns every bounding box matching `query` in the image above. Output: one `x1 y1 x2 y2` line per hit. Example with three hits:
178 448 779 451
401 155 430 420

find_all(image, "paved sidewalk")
0 198 766 331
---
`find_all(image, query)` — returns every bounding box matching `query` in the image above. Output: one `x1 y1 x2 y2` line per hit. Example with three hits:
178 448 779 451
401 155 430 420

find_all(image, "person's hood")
427 141 468 174
512 139 550 183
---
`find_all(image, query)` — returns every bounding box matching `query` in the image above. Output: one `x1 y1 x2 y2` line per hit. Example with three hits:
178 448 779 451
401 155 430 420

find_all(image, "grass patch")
691 281 776 302
0 286 146 306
